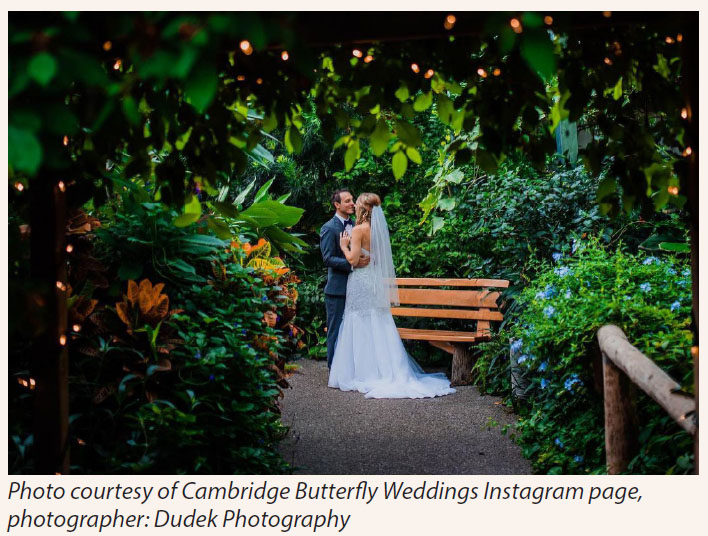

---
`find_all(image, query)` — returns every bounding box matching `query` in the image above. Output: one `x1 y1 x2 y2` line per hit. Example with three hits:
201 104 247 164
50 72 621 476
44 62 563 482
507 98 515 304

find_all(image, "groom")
320 189 369 369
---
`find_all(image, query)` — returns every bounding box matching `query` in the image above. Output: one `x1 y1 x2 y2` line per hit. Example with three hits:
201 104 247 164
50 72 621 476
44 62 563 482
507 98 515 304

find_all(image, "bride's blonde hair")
355 193 381 225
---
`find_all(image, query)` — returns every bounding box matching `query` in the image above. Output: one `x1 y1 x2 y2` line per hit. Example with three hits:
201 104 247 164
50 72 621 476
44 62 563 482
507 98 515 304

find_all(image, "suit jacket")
320 215 354 296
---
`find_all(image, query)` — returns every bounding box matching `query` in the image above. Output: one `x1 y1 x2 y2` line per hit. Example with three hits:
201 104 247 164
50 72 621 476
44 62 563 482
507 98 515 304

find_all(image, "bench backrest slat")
397 288 501 308
396 277 509 288
391 307 503 321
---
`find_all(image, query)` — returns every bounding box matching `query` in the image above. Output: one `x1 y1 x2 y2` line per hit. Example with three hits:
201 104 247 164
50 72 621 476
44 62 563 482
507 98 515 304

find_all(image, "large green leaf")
250 200 304 227
520 30 557 82
28 52 57 86
392 150 408 179
173 212 201 227
413 91 433 112
285 126 303 153
8 125 42 175
184 61 217 113
370 120 392 156
212 201 240 219
240 206 279 227
345 140 360 171
264 226 309 248
394 120 422 147
253 178 274 204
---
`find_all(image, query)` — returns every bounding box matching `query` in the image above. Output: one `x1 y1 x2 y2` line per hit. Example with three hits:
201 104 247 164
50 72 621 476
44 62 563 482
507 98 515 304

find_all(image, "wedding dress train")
328 247 456 399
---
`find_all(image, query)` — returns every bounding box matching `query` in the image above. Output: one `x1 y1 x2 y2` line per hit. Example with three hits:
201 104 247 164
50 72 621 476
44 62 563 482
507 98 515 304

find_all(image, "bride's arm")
340 227 363 266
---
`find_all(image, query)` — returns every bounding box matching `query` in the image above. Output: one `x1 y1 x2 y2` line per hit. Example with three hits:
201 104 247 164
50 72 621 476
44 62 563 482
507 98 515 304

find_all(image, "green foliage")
476 240 693 474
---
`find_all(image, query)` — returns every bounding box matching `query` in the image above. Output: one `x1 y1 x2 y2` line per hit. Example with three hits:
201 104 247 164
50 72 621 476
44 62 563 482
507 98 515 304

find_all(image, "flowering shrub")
476 239 694 474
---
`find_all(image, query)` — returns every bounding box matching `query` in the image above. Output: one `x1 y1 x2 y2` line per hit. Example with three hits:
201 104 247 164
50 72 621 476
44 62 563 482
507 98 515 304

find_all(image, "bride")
328 193 456 399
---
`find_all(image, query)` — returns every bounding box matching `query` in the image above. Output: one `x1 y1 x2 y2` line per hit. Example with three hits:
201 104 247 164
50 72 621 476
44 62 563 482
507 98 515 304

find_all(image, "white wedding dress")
328 208 456 399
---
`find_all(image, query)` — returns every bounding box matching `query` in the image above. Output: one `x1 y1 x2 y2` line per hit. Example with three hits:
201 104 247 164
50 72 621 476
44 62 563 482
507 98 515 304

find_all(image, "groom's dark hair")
331 188 352 206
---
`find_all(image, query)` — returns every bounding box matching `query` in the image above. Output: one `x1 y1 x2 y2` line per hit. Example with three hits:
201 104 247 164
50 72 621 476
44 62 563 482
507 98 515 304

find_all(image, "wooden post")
450 343 474 386
602 351 638 474
30 176 69 474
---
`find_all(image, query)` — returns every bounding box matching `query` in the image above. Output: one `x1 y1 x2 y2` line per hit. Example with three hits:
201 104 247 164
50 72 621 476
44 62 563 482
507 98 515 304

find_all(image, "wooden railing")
597 325 698 474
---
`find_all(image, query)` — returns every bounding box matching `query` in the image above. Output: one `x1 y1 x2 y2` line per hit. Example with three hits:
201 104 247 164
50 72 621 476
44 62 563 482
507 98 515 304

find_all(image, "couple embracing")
319 189 455 399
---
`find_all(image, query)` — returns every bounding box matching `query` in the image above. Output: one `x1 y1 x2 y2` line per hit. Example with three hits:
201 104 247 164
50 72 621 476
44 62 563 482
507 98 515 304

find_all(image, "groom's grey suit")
320 215 354 368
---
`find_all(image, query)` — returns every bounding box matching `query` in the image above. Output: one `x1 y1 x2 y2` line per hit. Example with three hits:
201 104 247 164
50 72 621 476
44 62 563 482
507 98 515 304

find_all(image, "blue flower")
540 378 550 389
538 361 548 372
640 282 651 293
564 289 572 299
682 268 691 277
208 374 215 381
510 339 524 354
536 285 557 300
194 351 202 360
555 438 565 448
571 240 578 254
261 296 268 302
678 279 689 287
643 256 660 265
552 252 563 262
543 305 556 318
241 329 247 335
554 266 572 277
517 354 528 364
667 268 677 275
670 300 681 312
573 455 584 463
564 375 582 391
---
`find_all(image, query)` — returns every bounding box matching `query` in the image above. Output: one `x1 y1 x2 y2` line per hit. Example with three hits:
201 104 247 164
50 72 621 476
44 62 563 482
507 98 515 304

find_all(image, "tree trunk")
30 175 69 474
450 344 474 386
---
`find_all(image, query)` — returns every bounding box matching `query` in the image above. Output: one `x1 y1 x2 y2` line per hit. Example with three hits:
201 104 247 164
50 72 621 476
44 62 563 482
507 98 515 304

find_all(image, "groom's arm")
320 223 353 273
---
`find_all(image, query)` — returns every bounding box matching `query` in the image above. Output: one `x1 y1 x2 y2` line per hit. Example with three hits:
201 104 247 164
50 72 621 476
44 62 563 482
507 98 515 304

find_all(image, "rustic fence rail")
597 325 697 474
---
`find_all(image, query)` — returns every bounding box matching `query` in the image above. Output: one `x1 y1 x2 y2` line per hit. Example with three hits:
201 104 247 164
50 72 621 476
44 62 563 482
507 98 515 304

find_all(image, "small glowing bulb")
281 50 289 61
681 108 688 119
677 33 683 42
58 181 66 192
73 324 81 332
29 378 36 388
15 182 24 191
113 59 121 70
66 244 74 253
665 36 675 44
477 68 488 78
18 378 28 387
56 281 66 291
59 335 67 346
668 186 679 195
603 11 612 18
364 55 373 63
444 14 456 30
424 69 434 79
77 438 86 446
683 147 692 156
510 18 522 33
493 68 501 76
102 41 112 51
237 75 246 81
544 16 553 25
352 49 363 58
240 40 253 55
691 346 698 357
63 135 69 146
256 77 263 85
604 57 613 65
411 63 420 73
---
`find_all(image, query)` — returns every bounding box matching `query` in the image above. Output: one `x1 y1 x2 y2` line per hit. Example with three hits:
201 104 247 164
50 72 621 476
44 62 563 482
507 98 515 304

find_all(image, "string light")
58 181 66 192
364 55 373 63
493 68 501 76
352 49 363 58
73 324 81 332
237 75 246 81
477 68 488 78
510 18 522 33
29 378 36 389
240 40 253 55
665 36 675 44
281 51 289 61
444 14 456 30
14 182 24 191
59 335 67 346
668 186 679 195
63 135 69 146
683 147 692 156
411 63 420 73
113 59 121 70
77 438 86 446
603 11 612 17
691 346 698 358
66 244 74 253
56 281 66 291
677 33 683 42
544 16 553 25
681 107 688 119
604 57 613 65
256 77 263 85
18 378 28 388
102 41 112 51
424 69 434 79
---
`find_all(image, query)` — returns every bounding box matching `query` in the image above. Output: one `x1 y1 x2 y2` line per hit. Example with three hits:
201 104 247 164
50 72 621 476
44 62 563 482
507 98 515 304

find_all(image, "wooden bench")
391 278 510 386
